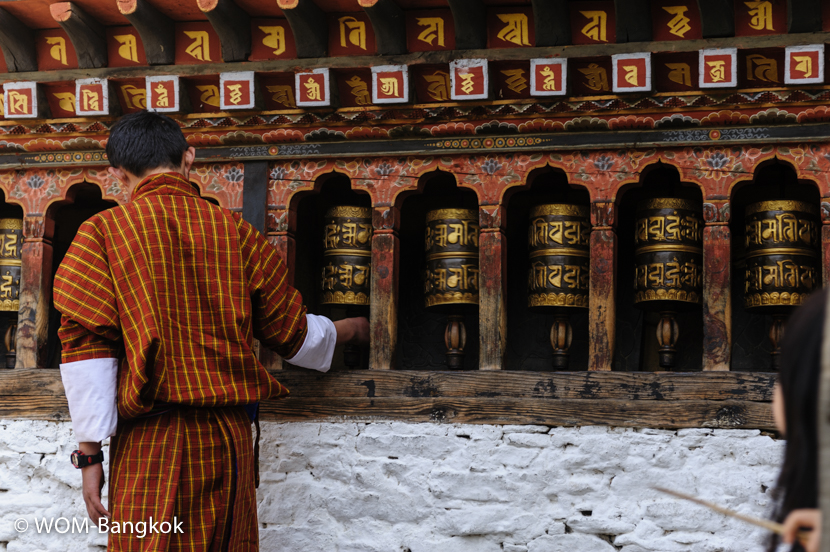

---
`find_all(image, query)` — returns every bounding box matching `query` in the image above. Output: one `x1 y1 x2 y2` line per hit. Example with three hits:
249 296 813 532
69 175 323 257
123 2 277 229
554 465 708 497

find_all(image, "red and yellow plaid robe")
54 172 307 551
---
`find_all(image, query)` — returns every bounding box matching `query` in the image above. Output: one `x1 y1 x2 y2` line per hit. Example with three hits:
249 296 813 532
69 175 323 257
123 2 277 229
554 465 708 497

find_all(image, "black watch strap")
71 450 104 469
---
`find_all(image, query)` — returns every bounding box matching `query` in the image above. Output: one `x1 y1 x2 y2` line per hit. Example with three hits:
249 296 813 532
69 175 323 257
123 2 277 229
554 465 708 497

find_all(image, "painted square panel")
570 1 616 45
406 9 455 52
175 22 222 65
250 19 297 61
487 7 535 48
328 12 376 56
35 29 78 71
106 26 147 67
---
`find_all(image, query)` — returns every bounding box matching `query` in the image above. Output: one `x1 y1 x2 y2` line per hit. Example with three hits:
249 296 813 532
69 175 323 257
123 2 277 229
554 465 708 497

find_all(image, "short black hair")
106 110 189 177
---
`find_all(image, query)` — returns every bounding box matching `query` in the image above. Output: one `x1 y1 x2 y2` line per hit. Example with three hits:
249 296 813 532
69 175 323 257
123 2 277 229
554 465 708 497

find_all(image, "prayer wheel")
320 205 373 368
633 198 703 368
0 217 21 369
743 200 820 369
424 208 479 368
526 204 590 369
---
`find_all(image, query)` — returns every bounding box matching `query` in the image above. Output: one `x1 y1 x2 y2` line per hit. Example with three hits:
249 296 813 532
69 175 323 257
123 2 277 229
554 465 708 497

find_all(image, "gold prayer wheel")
0 217 21 369
424 208 480 309
526 204 590 369
743 200 819 312
743 199 820 369
527 204 590 309
424 208 479 369
633 198 703 368
320 206 372 307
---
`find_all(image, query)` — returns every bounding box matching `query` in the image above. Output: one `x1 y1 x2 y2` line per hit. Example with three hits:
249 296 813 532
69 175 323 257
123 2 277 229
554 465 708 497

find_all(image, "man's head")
106 110 196 186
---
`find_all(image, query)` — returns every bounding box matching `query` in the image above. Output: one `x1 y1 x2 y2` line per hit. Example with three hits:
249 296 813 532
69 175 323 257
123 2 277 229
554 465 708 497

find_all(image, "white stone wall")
0 420 783 552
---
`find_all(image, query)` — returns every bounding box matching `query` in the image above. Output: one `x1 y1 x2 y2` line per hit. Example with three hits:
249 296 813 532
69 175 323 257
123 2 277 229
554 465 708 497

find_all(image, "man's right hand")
81 461 109 522
334 317 370 346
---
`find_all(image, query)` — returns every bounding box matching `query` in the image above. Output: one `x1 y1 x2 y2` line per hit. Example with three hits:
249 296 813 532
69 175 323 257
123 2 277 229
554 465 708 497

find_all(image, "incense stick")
652 486 810 544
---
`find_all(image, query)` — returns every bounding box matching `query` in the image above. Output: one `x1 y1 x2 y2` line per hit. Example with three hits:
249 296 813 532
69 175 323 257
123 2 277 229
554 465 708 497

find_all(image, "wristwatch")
70 450 104 469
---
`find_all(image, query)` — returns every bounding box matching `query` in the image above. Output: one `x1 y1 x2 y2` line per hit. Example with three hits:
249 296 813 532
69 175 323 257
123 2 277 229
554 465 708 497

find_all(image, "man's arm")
54 220 122 521
237 217 368 371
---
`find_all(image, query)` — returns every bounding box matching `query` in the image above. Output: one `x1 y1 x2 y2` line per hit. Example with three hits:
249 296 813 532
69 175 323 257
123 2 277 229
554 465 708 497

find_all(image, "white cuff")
60 358 118 443
286 314 336 372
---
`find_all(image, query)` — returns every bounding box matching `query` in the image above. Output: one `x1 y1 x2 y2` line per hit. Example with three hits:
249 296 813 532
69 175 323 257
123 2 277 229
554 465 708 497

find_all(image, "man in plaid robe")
54 111 368 551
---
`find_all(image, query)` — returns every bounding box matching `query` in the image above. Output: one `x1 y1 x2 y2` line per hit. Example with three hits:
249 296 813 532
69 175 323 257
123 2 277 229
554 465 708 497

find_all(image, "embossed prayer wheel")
320 206 373 368
527 204 590 369
424 208 480 369
633 198 704 368
0 217 21 369
743 200 820 369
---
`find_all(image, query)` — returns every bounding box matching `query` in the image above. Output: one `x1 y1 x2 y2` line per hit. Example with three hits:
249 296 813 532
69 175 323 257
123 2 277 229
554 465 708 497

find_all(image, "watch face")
71 452 81 468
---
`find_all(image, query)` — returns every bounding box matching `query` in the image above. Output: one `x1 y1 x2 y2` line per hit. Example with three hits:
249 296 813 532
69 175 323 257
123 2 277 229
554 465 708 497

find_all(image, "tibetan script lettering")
339 16 367 50
663 6 691 37
184 31 211 61
416 17 445 46
113 34 138 62
259 26 286 56
580 11 607 42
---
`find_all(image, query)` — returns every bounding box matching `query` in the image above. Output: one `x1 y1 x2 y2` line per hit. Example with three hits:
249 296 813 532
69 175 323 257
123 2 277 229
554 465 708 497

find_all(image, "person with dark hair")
54 109 368 551
770 288 826 552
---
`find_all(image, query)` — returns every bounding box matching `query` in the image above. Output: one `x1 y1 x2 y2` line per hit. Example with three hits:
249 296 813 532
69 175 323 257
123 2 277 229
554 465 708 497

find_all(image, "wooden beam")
263 397 774 430
359 0 407 55
117 0 175 65
277 0 328 58
0 368 776 430
788 0 822 33
447 0 487 50
199 0 251 63
615 0 652 43
530 0 571 47
271 368 775 401
696 0 735 38
50 2 107 69
0 8 37 73
2 30 827 84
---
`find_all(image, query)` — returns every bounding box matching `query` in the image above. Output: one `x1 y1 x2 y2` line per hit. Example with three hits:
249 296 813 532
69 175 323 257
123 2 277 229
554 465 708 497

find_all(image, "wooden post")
589 202 616 372
16 216 53 369
822 200 830 289
478 204 506 371
703 201 731 371
369 205 400 370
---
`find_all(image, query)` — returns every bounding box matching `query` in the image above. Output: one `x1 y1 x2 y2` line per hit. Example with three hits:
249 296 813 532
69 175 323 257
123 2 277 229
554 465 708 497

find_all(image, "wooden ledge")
0 369 776 430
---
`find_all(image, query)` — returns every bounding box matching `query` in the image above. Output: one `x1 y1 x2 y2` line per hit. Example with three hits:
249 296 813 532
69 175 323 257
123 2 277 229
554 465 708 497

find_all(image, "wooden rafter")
50 2 107 69
199 0 252 63
277 0 328 58
117 0 174 65
697 0 735 38
447 0 487 50
531 0 571 47
3 30 827 84
359 0 407 56
0 8 37 73
615 0 652 43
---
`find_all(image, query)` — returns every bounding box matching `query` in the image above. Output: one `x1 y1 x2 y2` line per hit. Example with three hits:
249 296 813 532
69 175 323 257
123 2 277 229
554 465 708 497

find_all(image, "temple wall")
0 420 782 552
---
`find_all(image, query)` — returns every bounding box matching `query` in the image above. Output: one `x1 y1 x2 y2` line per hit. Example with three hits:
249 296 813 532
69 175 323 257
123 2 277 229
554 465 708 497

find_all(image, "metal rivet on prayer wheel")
320 206 373 368
633 198 704 368
424 208 479 369
0 218 22 369
526 204 590 370
743 200 820 369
